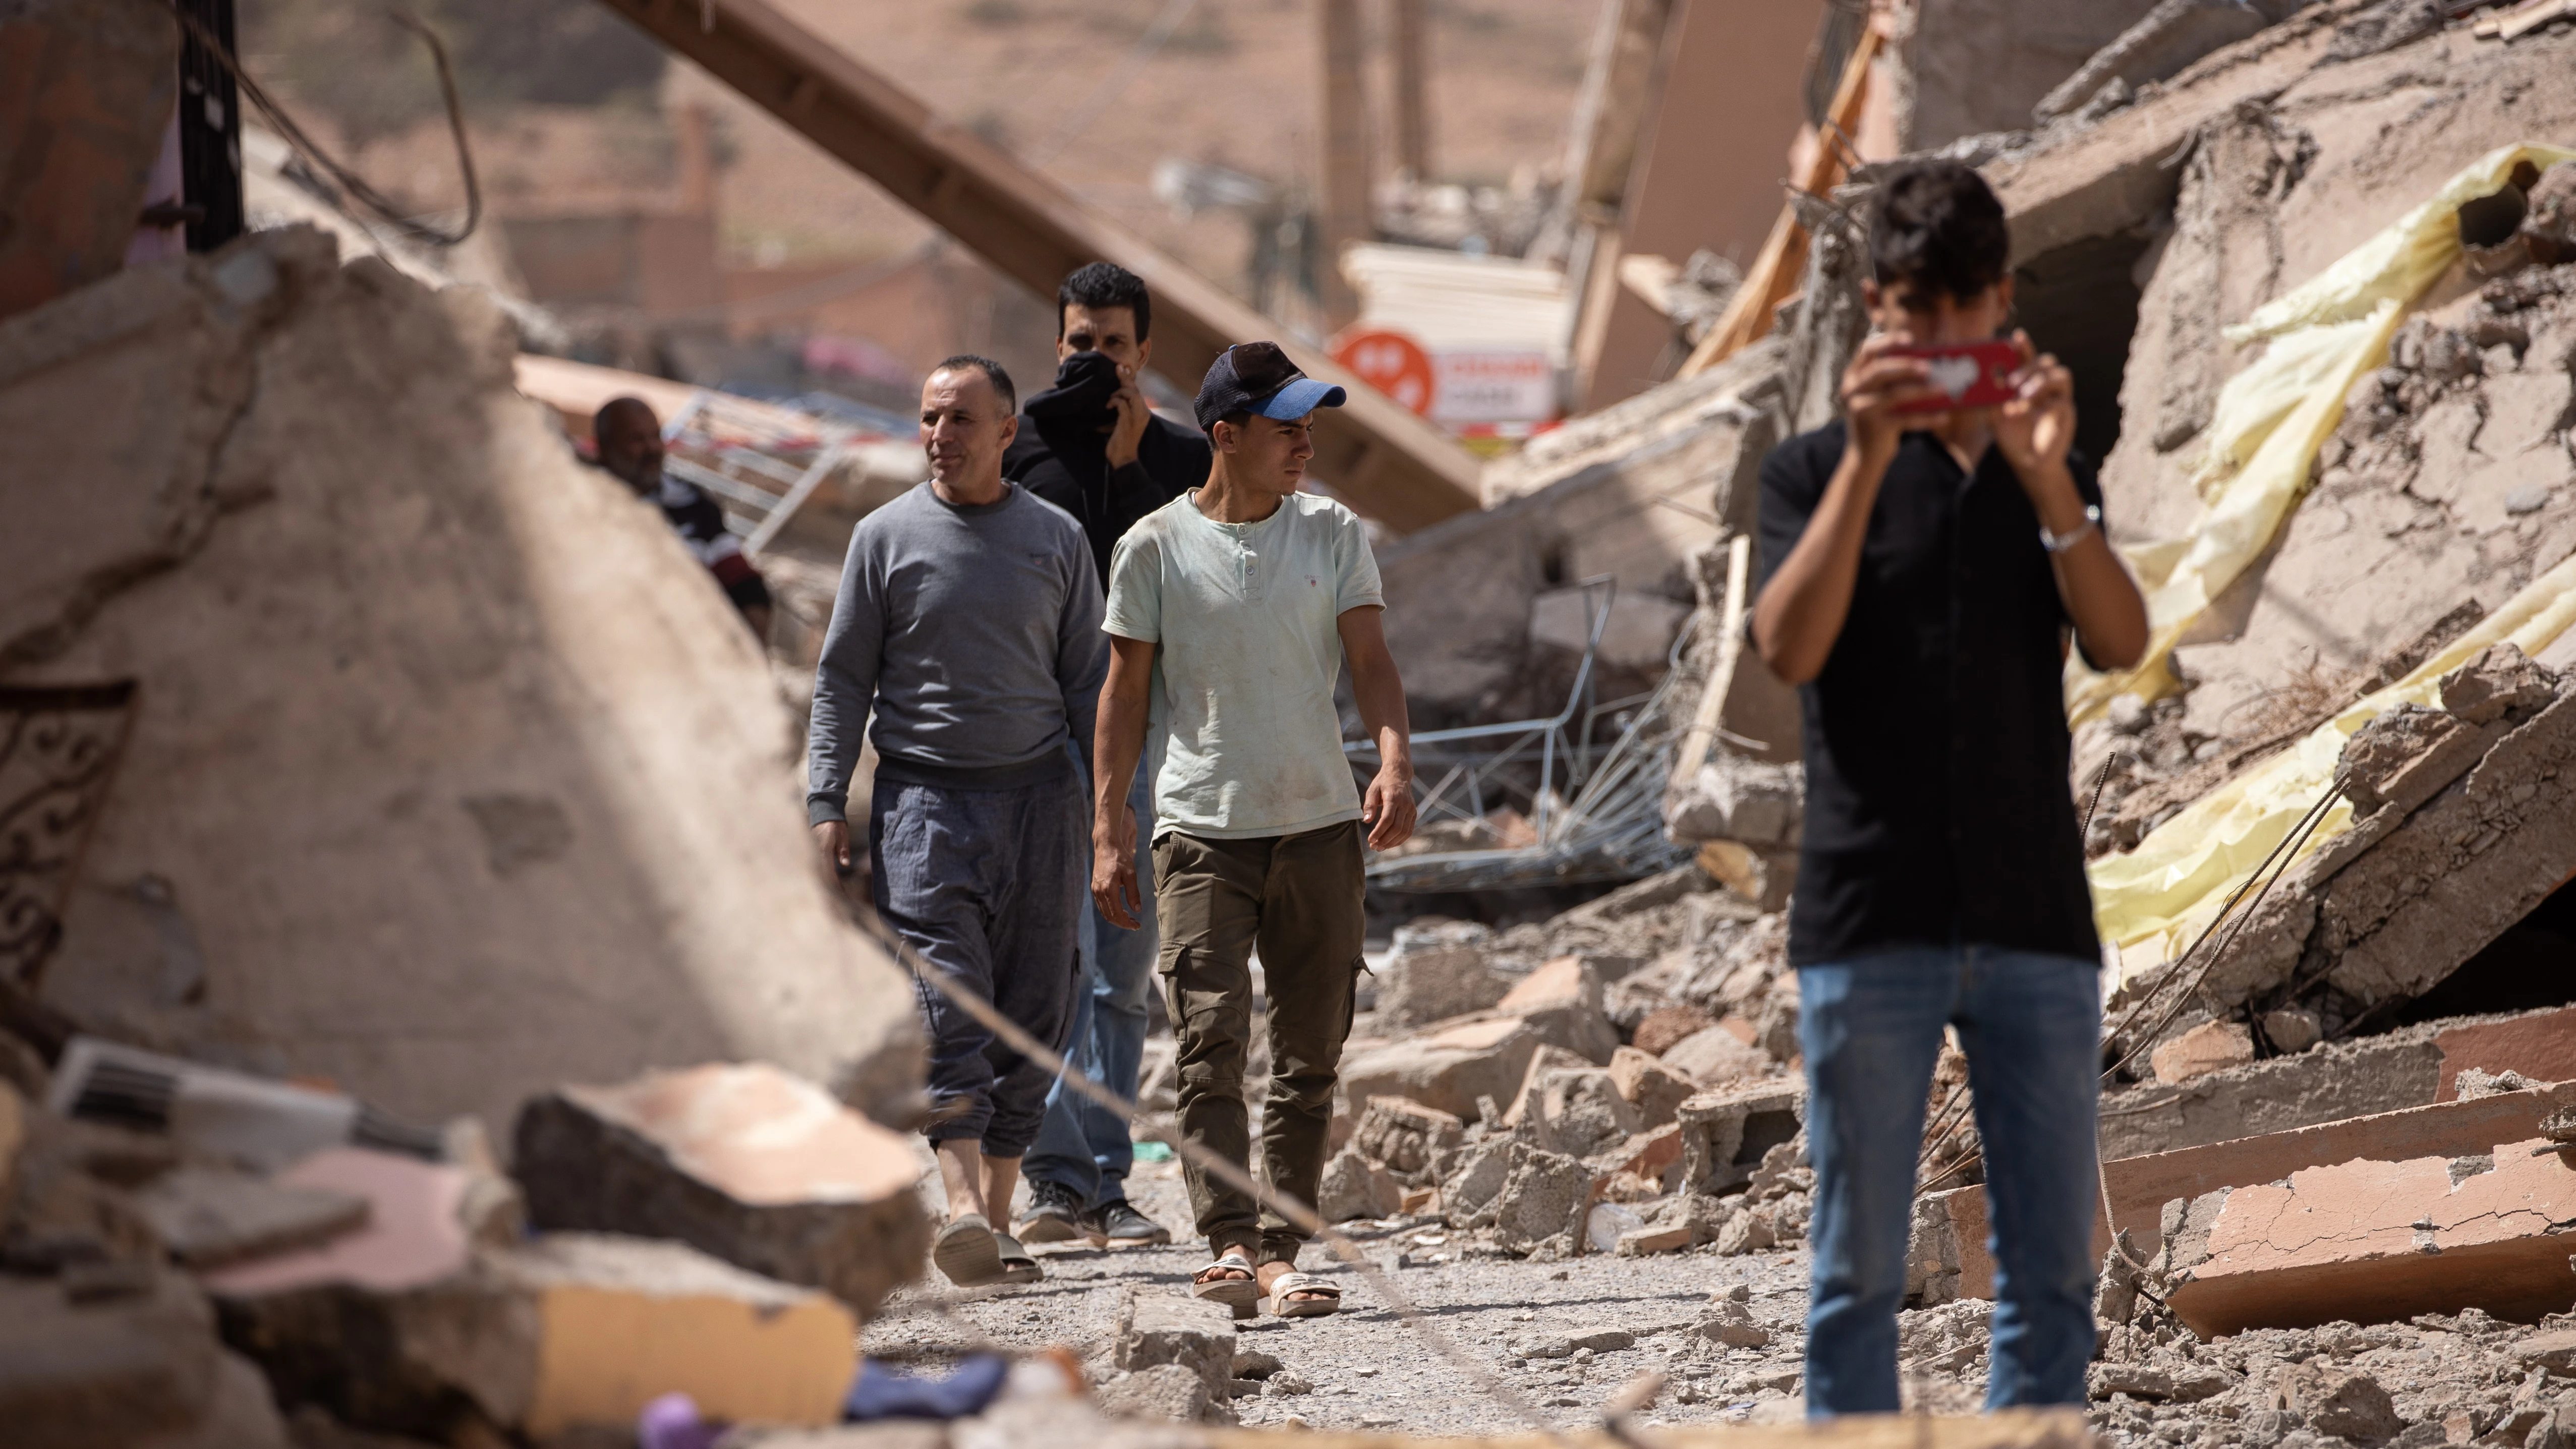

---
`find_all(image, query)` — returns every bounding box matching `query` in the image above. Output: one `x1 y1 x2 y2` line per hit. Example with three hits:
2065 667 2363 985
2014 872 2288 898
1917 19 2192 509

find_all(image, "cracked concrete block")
1340 1016 1543 1124
512 1062 929 1319
2098 1081 2574 1260
1662 1024 1773 1088
2271 1364 2405 1444
1315 1144 1402 1223
1112 1286 1236 1407
1676 1080 1805 1195
2339 705 2499 815
1665 757 1804 847
1374 927 1508 1029
1496 957 1619 1065
1349 1096 1463 1180
1607 1046 1698 1129
2439 644 2559 726
2163 1136 2576 1336
220 1232 856 1440
2152 1020 2255 1085
1096 1363 1228 1424
1486 1141 1591 1254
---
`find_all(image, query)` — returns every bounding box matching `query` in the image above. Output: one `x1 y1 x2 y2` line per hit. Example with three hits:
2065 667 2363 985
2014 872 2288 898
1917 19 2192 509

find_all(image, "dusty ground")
867 1158 1825 1436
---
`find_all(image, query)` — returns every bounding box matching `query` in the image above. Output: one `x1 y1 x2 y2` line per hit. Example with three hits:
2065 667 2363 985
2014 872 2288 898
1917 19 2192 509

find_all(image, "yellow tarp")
2066 143 2576 726
2082 142 2576 975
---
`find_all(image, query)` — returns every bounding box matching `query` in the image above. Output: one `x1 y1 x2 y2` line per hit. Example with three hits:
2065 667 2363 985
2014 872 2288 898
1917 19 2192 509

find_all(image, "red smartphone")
1887 340 2023 413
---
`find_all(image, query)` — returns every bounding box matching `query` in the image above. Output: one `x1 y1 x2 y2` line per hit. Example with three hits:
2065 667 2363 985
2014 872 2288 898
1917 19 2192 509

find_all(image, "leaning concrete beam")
1984 5 2351 262
587 0 1481 534
2163 1135 2576 1336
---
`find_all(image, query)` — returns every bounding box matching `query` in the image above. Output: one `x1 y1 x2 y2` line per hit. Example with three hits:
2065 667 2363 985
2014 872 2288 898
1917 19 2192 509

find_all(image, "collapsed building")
7 0 2576 1445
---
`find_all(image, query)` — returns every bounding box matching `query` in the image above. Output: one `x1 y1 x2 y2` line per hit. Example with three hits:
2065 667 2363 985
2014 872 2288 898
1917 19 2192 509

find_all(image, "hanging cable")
155 0 482 247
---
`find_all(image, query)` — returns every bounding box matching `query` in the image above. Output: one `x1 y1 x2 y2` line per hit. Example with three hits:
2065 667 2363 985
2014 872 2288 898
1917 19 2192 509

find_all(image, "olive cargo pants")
1153 821 1367 1265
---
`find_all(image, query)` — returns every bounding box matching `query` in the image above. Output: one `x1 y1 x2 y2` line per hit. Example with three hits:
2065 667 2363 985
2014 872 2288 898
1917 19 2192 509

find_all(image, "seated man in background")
591 395 773 639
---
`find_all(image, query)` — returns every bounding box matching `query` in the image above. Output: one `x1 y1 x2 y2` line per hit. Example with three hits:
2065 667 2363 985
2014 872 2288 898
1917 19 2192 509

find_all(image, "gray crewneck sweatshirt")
806 481 1108 824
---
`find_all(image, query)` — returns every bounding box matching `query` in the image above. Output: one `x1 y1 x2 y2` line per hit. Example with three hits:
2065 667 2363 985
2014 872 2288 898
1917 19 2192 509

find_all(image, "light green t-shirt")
1103 490 1385 839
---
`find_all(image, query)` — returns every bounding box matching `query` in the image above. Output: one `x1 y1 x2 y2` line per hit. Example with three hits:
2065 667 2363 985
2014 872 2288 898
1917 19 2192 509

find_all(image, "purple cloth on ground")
638 1392 723 1449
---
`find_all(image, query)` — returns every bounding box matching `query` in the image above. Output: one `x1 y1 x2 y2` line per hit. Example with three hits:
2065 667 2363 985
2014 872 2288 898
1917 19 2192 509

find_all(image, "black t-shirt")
1754 420 2104 967
1004 411 1212 589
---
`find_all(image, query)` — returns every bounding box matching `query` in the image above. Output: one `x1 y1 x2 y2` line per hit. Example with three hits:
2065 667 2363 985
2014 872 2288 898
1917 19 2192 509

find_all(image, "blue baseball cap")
1194 341 1347 433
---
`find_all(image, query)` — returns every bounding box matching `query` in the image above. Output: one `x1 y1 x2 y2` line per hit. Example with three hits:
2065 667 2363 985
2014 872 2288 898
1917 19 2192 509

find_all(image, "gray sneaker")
1087 1198 1173 1247
1016 1178 1090 1245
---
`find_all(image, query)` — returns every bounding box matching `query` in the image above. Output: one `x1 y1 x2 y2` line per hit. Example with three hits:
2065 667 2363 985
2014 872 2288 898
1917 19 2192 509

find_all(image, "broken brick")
2150 1019 2254 1086
512 1062 929 1318
1340 1016 1544 1123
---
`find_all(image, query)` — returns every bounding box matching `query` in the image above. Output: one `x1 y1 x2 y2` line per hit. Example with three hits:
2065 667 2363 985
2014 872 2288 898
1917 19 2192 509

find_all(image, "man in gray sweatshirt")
808 354 1107 1291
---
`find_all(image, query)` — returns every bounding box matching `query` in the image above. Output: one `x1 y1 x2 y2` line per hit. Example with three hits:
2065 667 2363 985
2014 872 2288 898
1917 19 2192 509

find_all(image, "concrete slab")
2164 1135 2576 1335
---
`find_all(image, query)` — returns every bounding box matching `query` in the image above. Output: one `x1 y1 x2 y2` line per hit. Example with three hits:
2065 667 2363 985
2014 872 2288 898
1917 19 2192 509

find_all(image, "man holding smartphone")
1749 160 2149 1415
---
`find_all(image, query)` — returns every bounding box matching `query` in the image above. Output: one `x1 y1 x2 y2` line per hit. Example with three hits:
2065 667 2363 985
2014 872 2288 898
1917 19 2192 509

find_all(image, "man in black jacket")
1005 262 1208 1250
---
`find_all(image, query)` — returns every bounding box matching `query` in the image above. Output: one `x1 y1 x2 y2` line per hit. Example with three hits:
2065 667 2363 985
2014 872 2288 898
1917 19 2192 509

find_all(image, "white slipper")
1190 1250 1261 1311
1262 1270 1341 1318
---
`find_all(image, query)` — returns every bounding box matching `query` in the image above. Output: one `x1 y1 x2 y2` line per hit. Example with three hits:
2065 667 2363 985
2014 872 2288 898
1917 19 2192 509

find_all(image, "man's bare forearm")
1751 445 1891 686
2019 459 2150 670
1352 657 1412 782
1093 645 1155 831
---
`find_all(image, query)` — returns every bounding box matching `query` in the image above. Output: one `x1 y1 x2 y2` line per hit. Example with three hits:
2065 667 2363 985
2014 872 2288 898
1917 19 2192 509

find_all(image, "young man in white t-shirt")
1092 341 1417 1319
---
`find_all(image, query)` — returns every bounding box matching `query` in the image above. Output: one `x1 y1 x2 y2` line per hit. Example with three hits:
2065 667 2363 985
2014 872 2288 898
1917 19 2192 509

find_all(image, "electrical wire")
155 0 482 247
844 899 1581 1445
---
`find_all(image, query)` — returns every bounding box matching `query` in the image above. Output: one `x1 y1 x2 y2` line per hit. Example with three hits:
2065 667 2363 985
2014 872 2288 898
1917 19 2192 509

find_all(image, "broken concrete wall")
1895 0 2169 150
2100 1004 2576 1162
2018 17 2576 763
0 227 920 1134
1388 340 1783 726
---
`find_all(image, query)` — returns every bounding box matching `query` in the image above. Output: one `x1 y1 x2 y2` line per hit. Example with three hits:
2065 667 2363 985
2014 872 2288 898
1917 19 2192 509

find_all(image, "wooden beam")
588 0 1481 534
1316 0 1371 332
1389 0 1431 182
1679 20 1881 378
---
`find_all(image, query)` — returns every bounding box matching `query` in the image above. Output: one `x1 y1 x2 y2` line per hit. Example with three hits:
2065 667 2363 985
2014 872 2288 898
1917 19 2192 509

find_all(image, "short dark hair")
1867 160 2011 301
931 354 1015 413
1057 261 1151 341
592 394 655 438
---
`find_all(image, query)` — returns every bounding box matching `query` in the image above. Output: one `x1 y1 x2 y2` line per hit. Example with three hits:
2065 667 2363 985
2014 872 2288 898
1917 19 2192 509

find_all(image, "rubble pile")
0 1019 929 1445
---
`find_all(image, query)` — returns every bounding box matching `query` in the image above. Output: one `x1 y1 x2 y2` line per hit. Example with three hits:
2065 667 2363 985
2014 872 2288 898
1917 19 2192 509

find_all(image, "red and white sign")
1430 350 1555 426
1333 329 1437 415
1333 327 1555 429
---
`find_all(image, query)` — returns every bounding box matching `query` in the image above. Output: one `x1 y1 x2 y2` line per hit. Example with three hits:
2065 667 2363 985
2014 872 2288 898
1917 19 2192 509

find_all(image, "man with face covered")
1005 263 1208 1251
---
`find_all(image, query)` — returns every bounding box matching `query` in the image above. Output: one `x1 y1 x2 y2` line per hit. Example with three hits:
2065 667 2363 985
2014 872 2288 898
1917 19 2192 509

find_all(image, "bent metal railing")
1346 576 1701 892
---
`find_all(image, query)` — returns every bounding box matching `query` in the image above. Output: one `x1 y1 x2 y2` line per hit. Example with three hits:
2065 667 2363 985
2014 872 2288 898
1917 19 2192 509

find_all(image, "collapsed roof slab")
0 228 921 1135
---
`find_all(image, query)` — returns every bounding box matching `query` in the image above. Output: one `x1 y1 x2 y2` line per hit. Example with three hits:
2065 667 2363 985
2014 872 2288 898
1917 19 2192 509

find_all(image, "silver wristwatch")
2041 504 2101 554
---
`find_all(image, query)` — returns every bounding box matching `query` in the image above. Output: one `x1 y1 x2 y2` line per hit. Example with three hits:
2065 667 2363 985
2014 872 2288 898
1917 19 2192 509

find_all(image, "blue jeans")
1024 735 1162 1208
1798 945 2102 1417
